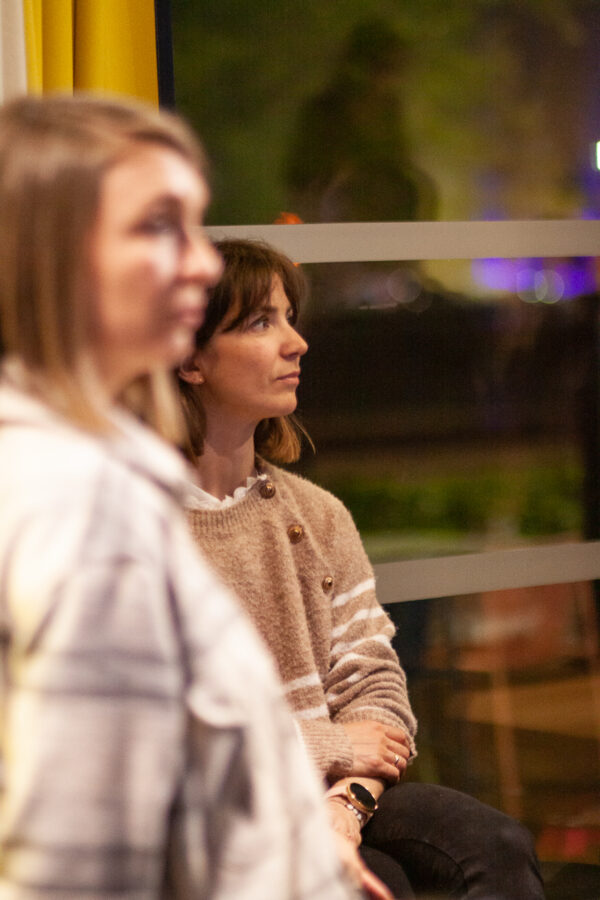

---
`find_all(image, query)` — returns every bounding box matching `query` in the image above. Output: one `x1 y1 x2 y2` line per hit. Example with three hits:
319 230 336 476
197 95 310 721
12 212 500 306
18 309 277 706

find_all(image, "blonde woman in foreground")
0 94 364 899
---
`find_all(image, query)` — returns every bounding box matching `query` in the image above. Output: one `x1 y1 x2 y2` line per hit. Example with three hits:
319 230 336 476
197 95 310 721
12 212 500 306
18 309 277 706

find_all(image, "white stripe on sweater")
331 577 375 608
331 606 386 639
284 672 322 695
295 703 330 721
331 632 392 659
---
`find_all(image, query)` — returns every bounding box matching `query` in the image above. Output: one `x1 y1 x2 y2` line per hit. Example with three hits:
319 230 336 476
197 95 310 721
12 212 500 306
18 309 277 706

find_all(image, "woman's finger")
360 863 395 900
388 739 410 762
388 747 408 776
384 725 411 746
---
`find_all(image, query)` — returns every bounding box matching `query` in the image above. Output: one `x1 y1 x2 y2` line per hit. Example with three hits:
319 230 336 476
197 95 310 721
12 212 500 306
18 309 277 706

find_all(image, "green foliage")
326 472 503 533
323 463 582 538
518 465 582 535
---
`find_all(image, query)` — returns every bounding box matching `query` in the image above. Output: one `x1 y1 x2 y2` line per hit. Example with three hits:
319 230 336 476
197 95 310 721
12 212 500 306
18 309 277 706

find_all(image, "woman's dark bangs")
222 260 275 332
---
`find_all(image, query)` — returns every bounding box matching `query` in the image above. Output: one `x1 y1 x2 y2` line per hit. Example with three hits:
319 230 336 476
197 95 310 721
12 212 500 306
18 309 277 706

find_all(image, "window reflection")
388 582 600 879
294 258 598 558
172 1 600 225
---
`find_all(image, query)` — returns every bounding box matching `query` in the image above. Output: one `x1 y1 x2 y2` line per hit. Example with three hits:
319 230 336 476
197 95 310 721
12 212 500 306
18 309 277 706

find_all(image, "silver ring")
394 754 400 766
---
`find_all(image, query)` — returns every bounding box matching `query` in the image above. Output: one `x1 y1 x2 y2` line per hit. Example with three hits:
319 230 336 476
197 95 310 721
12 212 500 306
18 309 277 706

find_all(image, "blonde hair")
0 92 208 441
178 238 313 464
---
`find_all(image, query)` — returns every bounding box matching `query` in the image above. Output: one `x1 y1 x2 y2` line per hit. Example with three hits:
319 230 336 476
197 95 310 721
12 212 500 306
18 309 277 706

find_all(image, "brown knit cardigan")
186 462 417 780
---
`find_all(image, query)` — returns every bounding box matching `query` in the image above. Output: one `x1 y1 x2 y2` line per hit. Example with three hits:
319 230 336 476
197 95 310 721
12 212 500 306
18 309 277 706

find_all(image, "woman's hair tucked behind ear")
178 238 313 464
0 92 206 439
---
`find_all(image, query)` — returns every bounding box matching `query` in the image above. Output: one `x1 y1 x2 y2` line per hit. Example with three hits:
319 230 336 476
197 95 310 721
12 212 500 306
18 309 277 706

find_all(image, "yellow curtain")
23 0 158 104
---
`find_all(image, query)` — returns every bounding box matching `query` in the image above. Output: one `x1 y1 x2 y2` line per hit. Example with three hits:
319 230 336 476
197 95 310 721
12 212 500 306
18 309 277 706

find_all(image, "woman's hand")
327 796 362 846
331 831 394 900
342 720 410 782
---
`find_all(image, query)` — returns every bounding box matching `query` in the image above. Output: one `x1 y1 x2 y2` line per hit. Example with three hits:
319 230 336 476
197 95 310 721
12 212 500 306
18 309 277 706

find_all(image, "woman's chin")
163 329 197 367
275 397 299 418
254 404 297 424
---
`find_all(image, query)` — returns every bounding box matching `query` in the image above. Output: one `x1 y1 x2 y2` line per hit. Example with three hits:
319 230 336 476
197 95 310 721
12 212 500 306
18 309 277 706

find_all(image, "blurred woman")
179 237 546 900
0 95 355 899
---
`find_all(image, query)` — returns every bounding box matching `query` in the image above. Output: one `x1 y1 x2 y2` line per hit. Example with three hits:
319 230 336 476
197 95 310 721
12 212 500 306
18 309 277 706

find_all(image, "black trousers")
359 782 545 899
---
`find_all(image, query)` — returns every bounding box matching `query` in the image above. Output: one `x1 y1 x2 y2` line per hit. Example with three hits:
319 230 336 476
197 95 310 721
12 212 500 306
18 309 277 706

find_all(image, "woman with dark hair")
179 237 546 900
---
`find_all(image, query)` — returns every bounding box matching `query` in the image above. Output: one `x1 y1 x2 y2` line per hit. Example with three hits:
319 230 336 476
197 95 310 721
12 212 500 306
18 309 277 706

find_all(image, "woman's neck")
195 434 257 501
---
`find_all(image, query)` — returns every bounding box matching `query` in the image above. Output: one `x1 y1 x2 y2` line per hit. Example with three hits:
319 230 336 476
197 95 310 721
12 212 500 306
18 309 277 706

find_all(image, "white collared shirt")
185 471 268 510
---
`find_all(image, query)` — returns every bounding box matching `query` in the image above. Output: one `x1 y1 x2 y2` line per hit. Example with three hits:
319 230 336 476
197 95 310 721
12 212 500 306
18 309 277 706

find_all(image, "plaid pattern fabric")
0 378 353 899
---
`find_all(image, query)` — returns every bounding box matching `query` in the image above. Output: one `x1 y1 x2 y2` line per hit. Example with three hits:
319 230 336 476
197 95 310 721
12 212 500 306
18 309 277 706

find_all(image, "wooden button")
322 575 334 592
287 524 304 544
259 480 276 499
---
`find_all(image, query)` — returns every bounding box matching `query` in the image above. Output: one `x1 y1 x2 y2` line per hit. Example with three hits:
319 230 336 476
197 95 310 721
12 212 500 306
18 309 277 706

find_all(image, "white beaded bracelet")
327 795 368 828
344 801 367 827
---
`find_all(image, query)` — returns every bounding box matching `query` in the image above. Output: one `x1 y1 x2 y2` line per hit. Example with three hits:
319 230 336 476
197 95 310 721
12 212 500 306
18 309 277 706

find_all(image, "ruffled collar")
185 470 269 511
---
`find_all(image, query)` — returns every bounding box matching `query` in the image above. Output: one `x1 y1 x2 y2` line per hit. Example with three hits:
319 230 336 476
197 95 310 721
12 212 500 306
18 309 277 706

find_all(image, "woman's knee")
366 783 544 897
484 813 539 871
368 782 538 867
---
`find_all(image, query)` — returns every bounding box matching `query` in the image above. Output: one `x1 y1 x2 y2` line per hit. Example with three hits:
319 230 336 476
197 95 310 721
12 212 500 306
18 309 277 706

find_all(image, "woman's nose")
284 324 308 358
296 332 309 357
183 230 223 287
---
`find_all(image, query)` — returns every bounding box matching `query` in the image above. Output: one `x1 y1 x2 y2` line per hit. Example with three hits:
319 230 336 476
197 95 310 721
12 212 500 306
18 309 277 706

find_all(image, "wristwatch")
345 782 378 817
326 781 379 828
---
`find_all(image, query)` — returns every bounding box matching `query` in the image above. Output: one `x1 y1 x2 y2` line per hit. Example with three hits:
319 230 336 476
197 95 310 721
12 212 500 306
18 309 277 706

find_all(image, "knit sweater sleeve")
295 719 355 781
320 497 417 758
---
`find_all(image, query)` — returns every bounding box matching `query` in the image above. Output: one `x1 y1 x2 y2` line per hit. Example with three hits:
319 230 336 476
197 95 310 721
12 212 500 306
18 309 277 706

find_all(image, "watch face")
349 782 377 813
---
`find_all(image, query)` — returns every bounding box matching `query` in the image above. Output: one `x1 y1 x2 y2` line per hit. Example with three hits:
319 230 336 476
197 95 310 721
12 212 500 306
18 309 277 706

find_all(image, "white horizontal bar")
374 540 600 605
206 220 600 263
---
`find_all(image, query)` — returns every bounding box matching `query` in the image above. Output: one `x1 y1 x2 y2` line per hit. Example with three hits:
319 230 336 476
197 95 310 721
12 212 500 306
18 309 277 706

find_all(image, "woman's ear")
177 353 205 385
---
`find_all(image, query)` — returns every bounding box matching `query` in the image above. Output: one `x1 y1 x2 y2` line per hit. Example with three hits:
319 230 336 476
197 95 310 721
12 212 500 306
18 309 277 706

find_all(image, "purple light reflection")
472 256 597 301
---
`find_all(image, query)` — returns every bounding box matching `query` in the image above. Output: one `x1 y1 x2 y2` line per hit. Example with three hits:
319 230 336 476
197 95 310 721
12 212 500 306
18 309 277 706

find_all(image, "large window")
172 2 600 889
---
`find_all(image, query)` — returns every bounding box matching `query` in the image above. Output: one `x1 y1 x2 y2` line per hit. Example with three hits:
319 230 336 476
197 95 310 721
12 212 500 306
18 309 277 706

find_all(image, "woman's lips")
278 370 301 382
175 304 205 330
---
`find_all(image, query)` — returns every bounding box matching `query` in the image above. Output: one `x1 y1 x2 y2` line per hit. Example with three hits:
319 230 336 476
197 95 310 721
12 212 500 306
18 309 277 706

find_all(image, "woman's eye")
141 216 180 236
248 315 270 331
